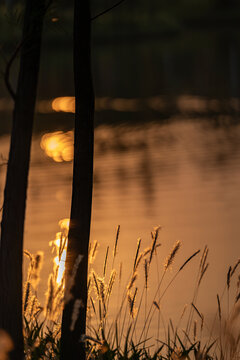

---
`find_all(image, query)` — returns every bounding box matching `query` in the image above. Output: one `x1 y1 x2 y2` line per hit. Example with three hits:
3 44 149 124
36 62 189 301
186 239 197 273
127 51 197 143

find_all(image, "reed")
17 222 240 359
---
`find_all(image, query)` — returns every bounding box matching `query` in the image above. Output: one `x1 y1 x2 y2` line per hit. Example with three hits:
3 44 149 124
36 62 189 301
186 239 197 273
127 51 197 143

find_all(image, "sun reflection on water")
49 218 69 285
52 97 75 113
40 131 73 162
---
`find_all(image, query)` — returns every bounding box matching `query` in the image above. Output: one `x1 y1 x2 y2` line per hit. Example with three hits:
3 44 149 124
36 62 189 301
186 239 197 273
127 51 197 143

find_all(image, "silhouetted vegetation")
13 223 240 359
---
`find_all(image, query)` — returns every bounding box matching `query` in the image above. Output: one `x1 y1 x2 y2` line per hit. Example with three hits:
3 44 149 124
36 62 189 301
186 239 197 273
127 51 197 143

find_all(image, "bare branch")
4 41 23 101
4 0 51 101
91 0 127 21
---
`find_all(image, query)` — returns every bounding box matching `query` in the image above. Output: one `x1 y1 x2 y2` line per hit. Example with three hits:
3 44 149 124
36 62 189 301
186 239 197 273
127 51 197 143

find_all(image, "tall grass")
2 221 239 359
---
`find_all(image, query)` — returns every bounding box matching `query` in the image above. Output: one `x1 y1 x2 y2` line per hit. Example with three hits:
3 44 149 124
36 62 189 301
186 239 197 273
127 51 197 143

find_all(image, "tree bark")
0 1 45 358
60 1 94 359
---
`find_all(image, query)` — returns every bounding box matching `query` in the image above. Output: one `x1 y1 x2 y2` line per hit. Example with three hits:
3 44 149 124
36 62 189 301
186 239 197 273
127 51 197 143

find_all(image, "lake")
0 31 240 340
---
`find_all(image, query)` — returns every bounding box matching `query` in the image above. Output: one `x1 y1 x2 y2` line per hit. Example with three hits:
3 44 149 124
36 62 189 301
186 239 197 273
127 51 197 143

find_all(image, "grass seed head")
91 271 100 297
149 226 161 263
113 225 120 258
89 240 99 264
144 259 149 289
106 269 116 298
133 238 141 271
127 272 138 291
164 240 181 270
200 247 208 273
97 277 106 306
128 288 138 318
23 281 31 315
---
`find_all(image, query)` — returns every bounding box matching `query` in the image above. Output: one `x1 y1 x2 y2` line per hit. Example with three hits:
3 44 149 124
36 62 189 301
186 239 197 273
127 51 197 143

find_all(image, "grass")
2 221 239 359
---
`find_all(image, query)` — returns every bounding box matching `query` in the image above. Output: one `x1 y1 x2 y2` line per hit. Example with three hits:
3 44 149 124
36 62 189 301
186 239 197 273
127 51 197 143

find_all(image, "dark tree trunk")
60 1 94 359
218 0 237 8
0 1 45 358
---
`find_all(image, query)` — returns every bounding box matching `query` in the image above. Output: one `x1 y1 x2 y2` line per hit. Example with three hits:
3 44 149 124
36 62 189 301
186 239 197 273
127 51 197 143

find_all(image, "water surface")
1 32 240 338
1 118 240 335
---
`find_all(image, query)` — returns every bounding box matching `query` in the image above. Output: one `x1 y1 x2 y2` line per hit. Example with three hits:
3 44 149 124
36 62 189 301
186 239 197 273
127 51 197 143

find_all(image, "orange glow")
51 96 140 113
52 97 75 113
95 97 140 112
51 94 228 114
49 218 69 285
40 131 73 162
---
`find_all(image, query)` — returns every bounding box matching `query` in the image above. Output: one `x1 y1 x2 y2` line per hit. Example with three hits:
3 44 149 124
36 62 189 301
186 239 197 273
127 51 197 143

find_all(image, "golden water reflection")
49 95 240 114
1 95 240 115
1 120 239 331
52 97 75 113
49 218 69 285
40 131 73 162
51 96 141 113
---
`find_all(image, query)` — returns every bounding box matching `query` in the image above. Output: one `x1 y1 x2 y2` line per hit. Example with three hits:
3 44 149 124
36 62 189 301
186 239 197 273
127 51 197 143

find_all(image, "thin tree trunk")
61 1 94 359
0 1 45 358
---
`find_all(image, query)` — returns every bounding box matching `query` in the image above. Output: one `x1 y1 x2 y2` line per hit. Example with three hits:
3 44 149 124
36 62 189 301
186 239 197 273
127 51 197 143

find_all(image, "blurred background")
0 0 240 334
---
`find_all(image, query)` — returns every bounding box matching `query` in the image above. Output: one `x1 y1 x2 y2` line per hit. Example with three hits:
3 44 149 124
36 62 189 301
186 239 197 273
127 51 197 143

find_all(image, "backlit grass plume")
21 221 240 359
164 240 181 270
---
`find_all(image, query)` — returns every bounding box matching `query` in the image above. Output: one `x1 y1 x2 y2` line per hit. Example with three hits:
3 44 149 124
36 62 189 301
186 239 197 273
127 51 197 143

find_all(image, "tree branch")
4 41 23 101
91 0 127 21
4 0 51 102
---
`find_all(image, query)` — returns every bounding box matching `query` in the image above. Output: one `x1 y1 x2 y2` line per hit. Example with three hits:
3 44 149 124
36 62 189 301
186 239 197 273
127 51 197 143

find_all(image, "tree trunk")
60 1 94 359
0 1 45 358
218 0 237 8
